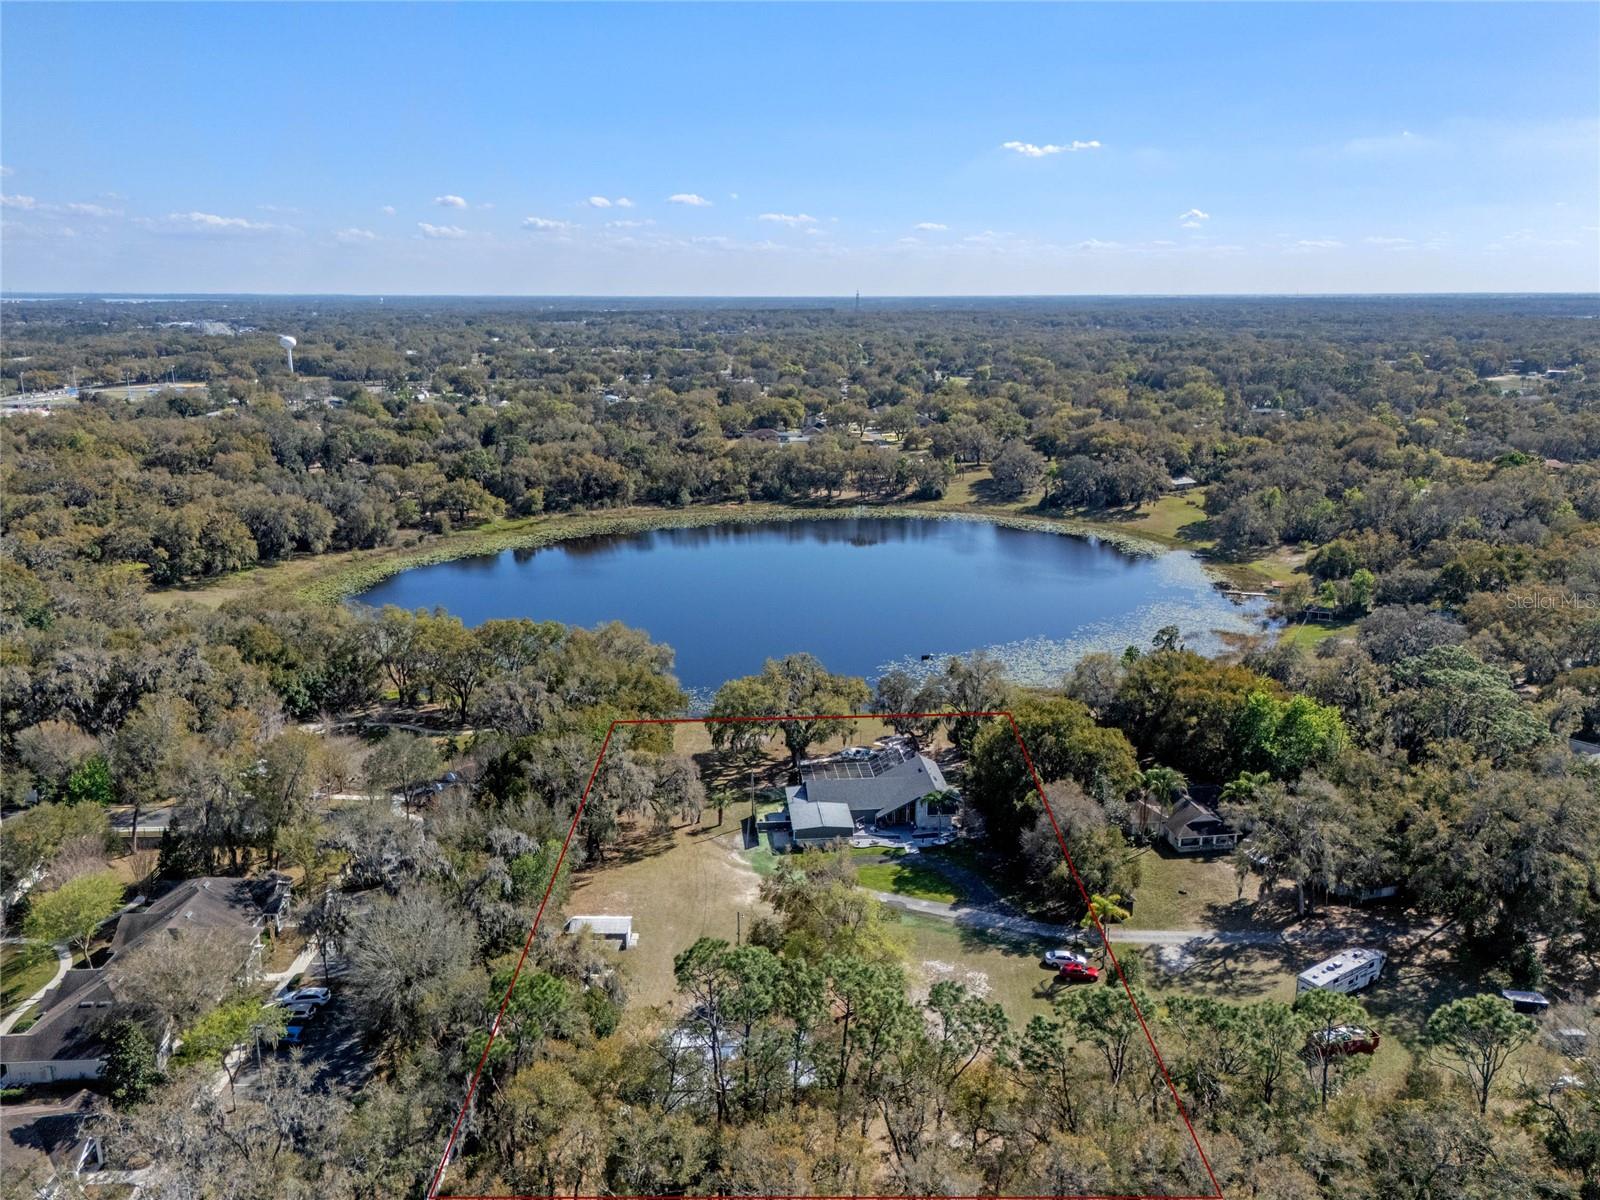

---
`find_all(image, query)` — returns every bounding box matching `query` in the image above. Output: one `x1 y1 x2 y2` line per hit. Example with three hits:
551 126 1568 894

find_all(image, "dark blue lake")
352 517 1265 692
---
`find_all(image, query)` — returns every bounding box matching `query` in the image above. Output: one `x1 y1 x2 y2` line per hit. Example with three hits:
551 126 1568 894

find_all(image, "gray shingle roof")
787 799 855 836
2 877 268 1069
109 878 266 955
796 743 950 822
1163 799 1235 840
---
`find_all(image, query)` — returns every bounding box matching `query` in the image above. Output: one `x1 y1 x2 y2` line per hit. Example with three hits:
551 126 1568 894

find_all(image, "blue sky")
2 2 1596 295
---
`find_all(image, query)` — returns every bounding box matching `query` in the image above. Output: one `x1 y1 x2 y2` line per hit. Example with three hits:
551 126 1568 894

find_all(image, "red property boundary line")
428 712 1224 1200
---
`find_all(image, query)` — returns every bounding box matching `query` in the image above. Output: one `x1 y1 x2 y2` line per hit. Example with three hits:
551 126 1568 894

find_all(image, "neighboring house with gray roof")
0 876 283 1087
771 738 959 847
1162 798 1238 854
1 1090 104 1194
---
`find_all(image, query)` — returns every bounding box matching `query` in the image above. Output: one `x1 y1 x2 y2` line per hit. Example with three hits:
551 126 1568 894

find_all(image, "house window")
1180 837 1199 848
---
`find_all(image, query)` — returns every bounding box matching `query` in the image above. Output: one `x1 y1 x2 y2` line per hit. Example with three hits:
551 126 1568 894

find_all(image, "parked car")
282 1024 306 1045
1042 949 1089 969
1058 961 1100 983
272 998 319 1020
281 987 331 1008
1306 1025 1381 1058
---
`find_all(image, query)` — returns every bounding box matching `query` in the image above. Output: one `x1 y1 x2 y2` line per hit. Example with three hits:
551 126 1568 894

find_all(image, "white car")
1042 948 1089 968
281 987 331 1008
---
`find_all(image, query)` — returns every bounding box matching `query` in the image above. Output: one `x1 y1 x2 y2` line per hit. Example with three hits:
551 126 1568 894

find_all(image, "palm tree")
1220 770 1272 807
1080 892 1131 966
1136 764 1187 837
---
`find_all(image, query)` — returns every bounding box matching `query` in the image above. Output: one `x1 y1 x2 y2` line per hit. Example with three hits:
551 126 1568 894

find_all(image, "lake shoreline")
152 498 1192 610
347 512 1273 692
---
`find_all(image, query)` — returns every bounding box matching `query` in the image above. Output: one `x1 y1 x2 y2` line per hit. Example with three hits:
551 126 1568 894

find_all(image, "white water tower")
279 334 297 374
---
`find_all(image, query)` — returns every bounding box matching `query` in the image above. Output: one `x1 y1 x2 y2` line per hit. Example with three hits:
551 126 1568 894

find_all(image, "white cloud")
607 219 654 229
433 194 468 208
615 197 634 208
138 211 278 233
1289 238 1344 251
728 192 739 201
64 202 120 218
335 227 378 243
584 196 613 208
758 212 817 226
0 165 12 178
913 222 948 231
380 205 397 216
1178 208 1210 229
668 193 713 207
1364 235 1413 247
1 194 38 209
417 222 467 239
1340 130 1437 157
1001 140 1101 157
522 216 573 231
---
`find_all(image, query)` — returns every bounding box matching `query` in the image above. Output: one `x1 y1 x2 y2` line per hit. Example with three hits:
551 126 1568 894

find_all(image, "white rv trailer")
1296 948 1386 995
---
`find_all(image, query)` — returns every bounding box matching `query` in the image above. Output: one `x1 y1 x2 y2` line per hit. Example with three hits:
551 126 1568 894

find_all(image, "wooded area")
1 295 1597 1200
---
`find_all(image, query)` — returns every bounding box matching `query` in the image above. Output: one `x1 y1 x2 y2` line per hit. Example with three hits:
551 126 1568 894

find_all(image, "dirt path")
867 889 1362 949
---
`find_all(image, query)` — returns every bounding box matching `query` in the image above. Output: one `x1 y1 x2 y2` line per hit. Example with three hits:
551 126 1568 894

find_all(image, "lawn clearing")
565 812 768 1017
898 911 1061 1023
1281 618 1360 649
854 850 961 904
1123 846 1264 932
1064 491 1212 545
1 943 59 1019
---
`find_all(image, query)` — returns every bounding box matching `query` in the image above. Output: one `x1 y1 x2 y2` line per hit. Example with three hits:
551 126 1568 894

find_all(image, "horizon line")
4 289 1597 302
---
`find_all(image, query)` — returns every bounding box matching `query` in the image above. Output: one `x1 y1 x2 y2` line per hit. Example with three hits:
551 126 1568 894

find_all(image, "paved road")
221 958 371 1101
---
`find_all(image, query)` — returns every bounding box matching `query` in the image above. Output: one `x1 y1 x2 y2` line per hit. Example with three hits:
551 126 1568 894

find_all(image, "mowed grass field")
566 808 766 1017
852 847 962 904
898 911 1062 1020
1122 848 1263 932
0 943 59 1019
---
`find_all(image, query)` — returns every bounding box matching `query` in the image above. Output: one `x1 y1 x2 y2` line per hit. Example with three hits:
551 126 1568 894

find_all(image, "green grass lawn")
1069 491 1212 544
1 943 59 1018
898 912 1060 1022
854 851 962 904
1123 848 1264 932
1280 618 1360 649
